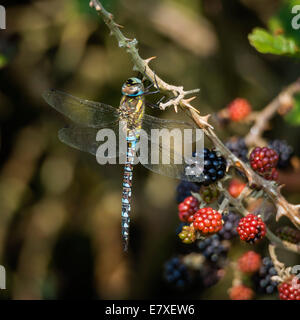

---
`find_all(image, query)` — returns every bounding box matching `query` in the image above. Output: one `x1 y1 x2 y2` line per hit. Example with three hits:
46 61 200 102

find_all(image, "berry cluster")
278 277 300 300
178 196 199 222
196 234 228 264
227 98 252 122
229 285 254 300
185 148 227 186
268 139 293 169
170 132 297 300
249 147 279 180
176 181 200 203
237 214 266 243
188 207 223 235
225 137 249 162
252 257 278 295
164 257 192 288
201 148 227 186
218 211 239 240
238 251 261 273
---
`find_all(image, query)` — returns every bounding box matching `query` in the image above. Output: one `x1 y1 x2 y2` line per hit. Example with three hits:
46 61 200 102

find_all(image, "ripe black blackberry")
276 226 300 244
186 148 227 186
196 234 228 265
163 257 192 288
268 139 293 169
199 262 225 288
176 181 200 203
225 137 249 162
219 211 239 240
252 257 279 294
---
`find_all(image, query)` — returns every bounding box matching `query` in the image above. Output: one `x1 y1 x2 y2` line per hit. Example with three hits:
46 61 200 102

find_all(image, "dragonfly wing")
43 89 119 127
58 122 126 161
142 113 197 131
137 138 204 182
138 115 204 182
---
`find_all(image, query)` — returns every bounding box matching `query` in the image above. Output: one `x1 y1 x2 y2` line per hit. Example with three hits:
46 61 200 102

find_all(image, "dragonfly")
43 77 204 251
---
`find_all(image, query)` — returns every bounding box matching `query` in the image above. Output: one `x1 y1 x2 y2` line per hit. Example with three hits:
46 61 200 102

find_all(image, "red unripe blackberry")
238 251 262 273
249 147 279 177
237 214 266 243
229 285 254 300
228 179 246 198
227 98 252 122
188 207 223 235
178 196 199 222
278 277 300 300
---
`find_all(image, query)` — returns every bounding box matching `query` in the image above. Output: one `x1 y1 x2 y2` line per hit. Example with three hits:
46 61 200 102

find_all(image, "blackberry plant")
90 0 300 300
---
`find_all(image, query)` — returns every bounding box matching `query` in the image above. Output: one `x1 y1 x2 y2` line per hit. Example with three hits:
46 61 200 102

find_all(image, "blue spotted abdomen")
121 133 137 251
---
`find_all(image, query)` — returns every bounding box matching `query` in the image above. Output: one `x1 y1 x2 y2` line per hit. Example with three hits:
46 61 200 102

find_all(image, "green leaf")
248 28 300 57
268 0 300 47
285 93 300 125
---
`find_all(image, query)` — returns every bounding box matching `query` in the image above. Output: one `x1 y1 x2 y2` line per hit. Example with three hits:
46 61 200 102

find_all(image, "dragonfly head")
122 77 144 97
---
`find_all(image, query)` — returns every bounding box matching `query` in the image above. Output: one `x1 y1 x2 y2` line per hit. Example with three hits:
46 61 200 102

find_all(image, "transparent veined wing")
43 89 119 127
137 114 204 182
58 122 127 162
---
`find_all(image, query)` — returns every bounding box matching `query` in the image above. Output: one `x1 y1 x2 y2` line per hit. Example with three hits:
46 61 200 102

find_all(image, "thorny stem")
269 245 293 283
90 0 300 253
89 0 203 117
245 81 300 146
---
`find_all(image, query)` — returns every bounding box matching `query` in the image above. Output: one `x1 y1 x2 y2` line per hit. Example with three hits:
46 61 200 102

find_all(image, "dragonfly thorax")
119 94 145 130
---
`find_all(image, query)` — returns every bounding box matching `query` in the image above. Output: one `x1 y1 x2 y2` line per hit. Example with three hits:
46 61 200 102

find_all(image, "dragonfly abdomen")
121 134 137 251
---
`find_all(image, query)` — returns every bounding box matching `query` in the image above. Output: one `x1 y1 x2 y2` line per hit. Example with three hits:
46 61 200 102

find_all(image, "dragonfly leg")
146 101 160 109
142 71 160 96
146 96 166 109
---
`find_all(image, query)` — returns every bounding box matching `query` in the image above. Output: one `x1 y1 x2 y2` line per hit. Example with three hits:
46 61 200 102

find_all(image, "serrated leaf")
248 28 299 57
284 93 300 125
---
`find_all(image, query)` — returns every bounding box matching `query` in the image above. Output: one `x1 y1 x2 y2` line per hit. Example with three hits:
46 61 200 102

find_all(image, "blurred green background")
0 0 300 300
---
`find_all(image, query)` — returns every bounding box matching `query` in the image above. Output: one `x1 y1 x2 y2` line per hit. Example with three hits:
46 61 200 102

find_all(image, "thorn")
89 1 94 8
201 114 211 123
144 56 157 65
95 4 101 11
185 96 196 103
115 23 124 28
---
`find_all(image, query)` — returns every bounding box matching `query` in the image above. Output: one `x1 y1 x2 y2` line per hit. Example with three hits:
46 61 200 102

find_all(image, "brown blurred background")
0 0 299 300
